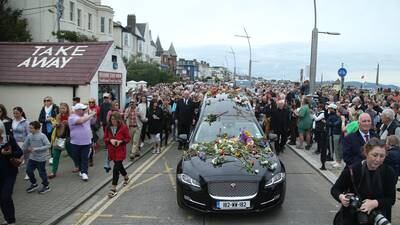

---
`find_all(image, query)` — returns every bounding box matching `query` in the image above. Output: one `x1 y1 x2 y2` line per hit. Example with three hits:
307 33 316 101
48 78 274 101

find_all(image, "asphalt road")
60 143 339 225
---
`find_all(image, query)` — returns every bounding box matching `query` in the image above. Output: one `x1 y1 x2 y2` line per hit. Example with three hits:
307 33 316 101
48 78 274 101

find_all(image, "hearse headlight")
265 172 285 188
177 173 200 188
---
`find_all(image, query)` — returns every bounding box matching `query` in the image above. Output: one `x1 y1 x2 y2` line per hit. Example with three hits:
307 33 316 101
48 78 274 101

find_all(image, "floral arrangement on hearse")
184 130 278 174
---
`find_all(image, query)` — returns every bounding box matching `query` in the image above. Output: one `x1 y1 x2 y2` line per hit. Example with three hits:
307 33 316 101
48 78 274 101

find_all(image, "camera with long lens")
345 194 391 225
371 211 391 225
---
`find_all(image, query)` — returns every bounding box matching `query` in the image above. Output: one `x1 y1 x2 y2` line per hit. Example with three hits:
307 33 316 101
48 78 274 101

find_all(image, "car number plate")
216 201 250 209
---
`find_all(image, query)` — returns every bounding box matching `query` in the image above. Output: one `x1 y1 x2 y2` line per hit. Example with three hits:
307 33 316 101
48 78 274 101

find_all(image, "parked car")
176 93 286 212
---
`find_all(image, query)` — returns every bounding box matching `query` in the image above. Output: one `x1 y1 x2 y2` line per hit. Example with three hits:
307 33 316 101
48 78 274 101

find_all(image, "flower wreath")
185 130 277 174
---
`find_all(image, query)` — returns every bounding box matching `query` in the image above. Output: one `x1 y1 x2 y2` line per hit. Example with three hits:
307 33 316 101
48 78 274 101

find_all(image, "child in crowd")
22 121 52 194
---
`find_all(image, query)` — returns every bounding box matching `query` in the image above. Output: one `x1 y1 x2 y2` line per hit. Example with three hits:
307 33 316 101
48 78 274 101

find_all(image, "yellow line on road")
122 215 158 219
80 144 174 225
127 173 163 191
98 214 113 218
164 161 176 191
75 145 168 225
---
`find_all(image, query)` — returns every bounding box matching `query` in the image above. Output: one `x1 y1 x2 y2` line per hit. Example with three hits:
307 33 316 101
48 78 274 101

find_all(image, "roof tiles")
0 41 112 85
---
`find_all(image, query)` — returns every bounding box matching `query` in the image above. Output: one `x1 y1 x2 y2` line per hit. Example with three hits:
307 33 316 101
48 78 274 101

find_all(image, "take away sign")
17 45 88 69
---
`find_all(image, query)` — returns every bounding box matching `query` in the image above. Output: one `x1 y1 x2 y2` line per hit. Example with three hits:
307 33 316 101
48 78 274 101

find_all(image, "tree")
0 0 32 41
126 61 178 86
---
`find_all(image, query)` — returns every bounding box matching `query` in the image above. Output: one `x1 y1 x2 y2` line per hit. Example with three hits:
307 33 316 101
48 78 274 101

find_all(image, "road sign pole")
338 66 347 96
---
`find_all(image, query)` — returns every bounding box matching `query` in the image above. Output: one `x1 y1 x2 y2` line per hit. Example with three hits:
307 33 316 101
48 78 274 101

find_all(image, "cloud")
178 42 400 85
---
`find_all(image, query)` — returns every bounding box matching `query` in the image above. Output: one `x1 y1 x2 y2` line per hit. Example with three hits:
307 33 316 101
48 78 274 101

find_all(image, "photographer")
331 138 397 225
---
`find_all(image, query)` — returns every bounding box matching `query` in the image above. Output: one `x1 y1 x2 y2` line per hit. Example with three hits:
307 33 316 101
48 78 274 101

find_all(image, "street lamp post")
56 0 64 42
235 27 252 82
309 0 340 94
228 47 237 81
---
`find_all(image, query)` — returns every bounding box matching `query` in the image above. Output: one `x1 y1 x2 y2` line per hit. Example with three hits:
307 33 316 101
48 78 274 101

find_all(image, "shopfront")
98 71 123 104
0 41 127 121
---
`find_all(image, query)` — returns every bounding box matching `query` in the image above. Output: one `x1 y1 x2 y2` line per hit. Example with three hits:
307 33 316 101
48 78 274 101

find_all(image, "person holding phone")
104 112 131 198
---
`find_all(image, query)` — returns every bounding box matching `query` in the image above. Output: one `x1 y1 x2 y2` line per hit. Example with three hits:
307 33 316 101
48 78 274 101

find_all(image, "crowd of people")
0 80 399 224
249 81 399 224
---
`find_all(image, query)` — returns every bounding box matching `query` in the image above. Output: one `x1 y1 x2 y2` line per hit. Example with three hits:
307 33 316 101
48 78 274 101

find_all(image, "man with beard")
270 100 290 155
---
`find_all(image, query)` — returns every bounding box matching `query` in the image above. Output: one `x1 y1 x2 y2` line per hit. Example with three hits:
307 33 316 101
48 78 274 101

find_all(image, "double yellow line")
75 144 174 225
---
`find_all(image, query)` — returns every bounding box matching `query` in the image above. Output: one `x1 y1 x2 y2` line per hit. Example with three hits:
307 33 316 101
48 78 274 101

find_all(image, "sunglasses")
89 101 95 103
44 99 51 102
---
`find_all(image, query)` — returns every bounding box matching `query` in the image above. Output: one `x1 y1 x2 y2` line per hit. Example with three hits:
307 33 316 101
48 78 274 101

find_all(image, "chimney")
127 14 136 34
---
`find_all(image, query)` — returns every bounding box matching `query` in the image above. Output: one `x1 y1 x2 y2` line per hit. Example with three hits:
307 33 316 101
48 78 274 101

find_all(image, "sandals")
123 177 129 186
108 189 118 198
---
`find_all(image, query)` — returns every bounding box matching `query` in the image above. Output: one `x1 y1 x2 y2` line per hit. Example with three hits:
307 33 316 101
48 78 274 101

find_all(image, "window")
112 55 118 69
77 9 81 26
100 17 105 33
109 18 112 34
88 13 92 30
112 55 117 63
69 1 74 21
139 42 142 52
124 34 128 46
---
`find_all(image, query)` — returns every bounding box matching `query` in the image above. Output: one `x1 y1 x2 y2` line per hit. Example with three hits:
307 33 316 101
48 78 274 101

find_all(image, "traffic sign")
338 68 347 77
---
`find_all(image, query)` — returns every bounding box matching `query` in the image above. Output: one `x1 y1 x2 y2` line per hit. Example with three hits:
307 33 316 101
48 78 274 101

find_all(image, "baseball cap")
328 103 337 109
103 93 110 98
73 103 88 111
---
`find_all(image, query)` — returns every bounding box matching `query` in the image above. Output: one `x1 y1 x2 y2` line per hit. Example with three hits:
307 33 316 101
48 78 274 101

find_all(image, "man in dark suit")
342 113 378 166
270 100 290 155
176 90 195 149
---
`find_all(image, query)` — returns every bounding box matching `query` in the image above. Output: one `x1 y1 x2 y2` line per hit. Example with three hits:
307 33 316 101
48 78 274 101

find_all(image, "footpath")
1 140 154 225
286 142 400 224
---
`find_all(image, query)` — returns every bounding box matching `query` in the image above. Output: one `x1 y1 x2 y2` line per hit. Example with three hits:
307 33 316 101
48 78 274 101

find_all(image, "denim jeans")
26 159 49 186
70 144 90 175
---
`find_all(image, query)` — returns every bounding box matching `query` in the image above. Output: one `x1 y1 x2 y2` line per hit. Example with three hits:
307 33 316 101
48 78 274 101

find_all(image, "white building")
198 61 211 80
0 42 126 121
136 23 156 62
210 66 229 81
8 0 114 42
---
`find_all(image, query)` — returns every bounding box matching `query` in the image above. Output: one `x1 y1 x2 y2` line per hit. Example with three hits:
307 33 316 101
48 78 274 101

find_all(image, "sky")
102 0 400 85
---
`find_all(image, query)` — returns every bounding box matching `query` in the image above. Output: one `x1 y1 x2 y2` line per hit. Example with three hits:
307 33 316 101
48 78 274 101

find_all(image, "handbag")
333 206 344 225
9 156 24 167
2 144 23 167
333 166 360 225
55 137 66 149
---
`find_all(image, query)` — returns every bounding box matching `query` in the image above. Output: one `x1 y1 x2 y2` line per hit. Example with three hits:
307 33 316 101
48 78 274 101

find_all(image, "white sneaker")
79 172 82 177
140 142 144 148
24 174 29 180
332 162 343 168
49 157 53 165
81 173 89 181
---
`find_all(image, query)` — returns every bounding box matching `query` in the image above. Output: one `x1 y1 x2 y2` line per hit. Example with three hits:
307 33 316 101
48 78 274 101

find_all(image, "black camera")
346 194 391 225
346 195 369 224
